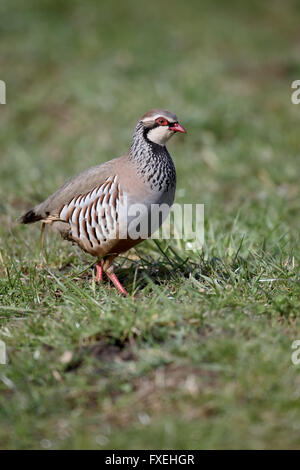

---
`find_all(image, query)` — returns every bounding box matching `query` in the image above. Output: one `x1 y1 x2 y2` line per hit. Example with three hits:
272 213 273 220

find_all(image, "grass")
1 0 300 449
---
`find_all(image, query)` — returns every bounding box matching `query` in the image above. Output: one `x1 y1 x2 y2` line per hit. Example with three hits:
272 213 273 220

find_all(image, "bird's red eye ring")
155 117 168 126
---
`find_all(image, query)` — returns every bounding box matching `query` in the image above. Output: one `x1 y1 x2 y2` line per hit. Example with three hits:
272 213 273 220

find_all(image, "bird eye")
156 117 168 126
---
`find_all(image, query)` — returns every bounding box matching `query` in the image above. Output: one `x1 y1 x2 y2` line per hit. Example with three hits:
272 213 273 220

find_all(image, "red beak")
169 122 187 134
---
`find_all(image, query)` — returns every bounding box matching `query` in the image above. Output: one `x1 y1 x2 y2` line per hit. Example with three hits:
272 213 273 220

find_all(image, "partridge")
20 109 186 295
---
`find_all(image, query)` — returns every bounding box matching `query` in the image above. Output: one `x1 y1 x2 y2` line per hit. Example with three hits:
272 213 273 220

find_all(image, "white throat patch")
147 126 173 146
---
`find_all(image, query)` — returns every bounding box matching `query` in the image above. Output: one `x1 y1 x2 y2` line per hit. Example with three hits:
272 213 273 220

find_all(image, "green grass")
1 0 300 449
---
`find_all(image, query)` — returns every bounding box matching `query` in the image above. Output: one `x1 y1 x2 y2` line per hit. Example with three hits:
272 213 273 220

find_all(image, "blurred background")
1 0 300 450
1 0 300 219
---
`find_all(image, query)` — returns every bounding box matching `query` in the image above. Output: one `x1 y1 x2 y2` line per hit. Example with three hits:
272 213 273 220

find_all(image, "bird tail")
19 209 43 224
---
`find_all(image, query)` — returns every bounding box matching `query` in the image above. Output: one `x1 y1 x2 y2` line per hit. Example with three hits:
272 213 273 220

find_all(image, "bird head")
140 109 186 146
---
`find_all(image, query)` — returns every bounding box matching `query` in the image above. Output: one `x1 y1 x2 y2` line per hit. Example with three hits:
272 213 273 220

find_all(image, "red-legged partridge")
20 109 186 295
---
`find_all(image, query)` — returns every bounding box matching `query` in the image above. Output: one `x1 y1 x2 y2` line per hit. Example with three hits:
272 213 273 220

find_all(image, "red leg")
95 262 103 283
106 272 129 296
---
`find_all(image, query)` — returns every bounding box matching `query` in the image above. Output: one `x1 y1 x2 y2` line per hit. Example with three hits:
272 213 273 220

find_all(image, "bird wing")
20 157 123 223
57 173 121 254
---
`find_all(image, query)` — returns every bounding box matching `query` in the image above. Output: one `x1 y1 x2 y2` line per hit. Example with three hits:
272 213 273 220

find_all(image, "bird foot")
95 262 103 283
106 272 129 296
94 262 128 296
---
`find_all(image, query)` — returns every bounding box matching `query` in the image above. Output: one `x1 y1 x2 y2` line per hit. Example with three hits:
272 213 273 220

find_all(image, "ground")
1 0 300 449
